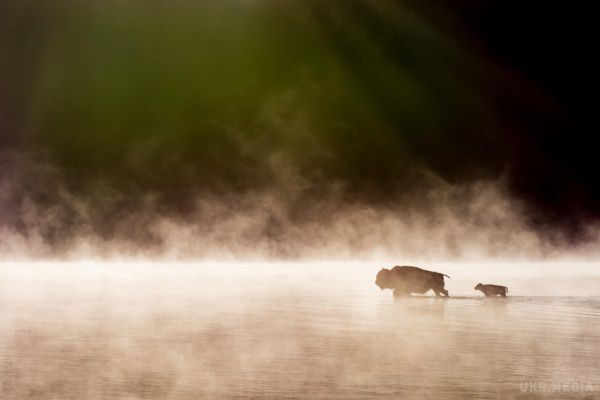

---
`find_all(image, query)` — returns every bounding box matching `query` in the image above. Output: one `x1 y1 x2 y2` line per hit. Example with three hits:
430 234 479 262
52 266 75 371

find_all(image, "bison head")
474 283 483 290
375 268 392 290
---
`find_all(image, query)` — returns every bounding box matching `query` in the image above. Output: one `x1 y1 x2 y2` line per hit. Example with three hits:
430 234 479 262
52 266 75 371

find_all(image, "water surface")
1 262 598 399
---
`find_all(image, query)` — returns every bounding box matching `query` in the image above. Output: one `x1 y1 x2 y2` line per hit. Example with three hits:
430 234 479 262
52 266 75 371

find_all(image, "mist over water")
1 262 599 399
2 176 600 261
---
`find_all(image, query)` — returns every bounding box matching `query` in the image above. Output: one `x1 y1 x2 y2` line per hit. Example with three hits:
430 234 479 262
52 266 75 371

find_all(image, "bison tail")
443 274 450 279
504 287 508 293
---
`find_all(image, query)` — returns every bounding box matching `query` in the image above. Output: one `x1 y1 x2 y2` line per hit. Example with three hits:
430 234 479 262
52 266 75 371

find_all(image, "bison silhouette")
474 283 508 297
376 266 450 297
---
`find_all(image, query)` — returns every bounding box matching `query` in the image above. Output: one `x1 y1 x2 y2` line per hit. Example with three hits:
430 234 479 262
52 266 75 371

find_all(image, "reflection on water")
0 262 599 399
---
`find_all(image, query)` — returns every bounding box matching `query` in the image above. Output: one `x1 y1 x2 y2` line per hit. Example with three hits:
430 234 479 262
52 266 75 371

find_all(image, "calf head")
375 268 392 290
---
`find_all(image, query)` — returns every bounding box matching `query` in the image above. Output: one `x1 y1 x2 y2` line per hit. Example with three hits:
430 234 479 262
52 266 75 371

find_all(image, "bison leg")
433 283 449 297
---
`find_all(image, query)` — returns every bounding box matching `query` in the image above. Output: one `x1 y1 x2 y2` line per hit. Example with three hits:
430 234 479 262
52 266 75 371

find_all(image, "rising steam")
1 148 598 261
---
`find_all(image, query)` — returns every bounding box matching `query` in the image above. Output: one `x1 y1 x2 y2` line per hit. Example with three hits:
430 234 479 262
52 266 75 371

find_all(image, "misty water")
1 262 599 399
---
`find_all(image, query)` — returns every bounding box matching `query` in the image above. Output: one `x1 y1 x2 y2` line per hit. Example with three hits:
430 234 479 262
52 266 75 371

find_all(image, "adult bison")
375 266 450 297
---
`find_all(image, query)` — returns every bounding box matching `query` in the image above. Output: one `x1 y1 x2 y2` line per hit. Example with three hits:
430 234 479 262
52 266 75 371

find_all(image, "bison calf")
474 283 508 297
